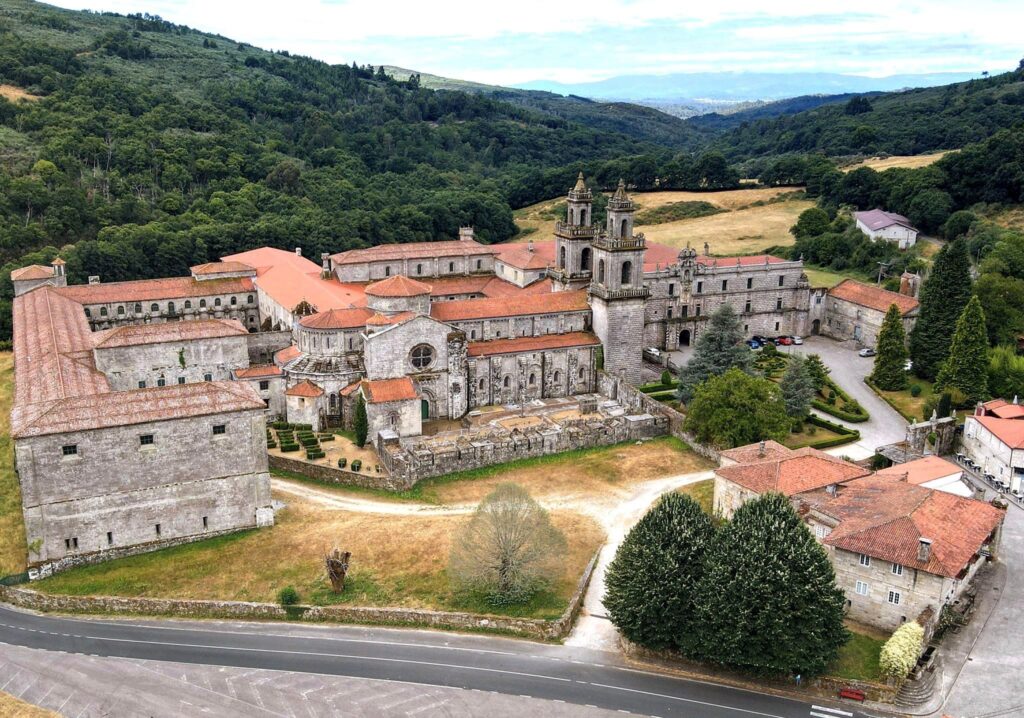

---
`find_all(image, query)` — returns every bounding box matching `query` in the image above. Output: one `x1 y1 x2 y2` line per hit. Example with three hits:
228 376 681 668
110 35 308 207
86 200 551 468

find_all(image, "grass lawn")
783 422 845 449
676 479 714 515
393 436 712 505
801 267 848 289
842 152 951 173
872 377 935 422
829 628 885 682
0 352 27 576
34 497 605 620
0 691 58 718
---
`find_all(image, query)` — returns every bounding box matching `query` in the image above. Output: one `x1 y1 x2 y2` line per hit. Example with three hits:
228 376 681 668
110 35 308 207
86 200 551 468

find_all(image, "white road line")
586 681 787 718
812 707 854 717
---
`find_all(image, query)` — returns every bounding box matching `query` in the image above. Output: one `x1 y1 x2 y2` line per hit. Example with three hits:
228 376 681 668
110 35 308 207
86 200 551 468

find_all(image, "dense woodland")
2 0 1024 346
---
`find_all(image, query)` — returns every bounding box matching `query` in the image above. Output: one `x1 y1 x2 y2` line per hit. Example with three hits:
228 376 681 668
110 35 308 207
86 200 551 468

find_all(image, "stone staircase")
895 660 939 708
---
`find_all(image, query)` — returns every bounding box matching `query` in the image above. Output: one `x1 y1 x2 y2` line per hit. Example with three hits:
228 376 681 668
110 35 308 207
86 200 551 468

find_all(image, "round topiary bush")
910 384 922 397
277 586 299 607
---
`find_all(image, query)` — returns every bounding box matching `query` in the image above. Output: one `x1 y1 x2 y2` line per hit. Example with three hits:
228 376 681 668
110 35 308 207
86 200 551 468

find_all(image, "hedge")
351 459 362 472
318 434 335 442
279 443 300 452
812 399 869 423
880 622 924 679
306 449 325 460
640 382 679 394
799 414 861 450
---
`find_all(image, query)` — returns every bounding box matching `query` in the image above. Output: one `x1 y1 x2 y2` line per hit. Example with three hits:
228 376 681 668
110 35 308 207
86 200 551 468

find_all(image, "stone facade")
94 334 249 391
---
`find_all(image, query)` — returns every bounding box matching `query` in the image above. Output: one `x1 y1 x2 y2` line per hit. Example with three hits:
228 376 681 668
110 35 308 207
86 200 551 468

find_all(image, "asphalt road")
0 605 872 718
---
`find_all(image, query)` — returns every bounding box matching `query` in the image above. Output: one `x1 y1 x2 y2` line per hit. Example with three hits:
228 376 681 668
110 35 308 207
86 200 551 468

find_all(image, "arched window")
230 296 237 306
389 412 399 427
598 259 605 283
100 307 108 316
620 218 628 238
478 378 485 390
470 329 477 339
199 299 206 309
84 308 91 318
503 376 510 388
117 306 125 315
568 207 575 224
559 245 566 269
416 263 422 275
553 370 561 383
348 337 353 350
150 303 159 312
578 368 585 379
580 247 591 272
134 303 142 313
410 344 435 370
528 373 536 386
215 298 222 307
247 295 254 303
184 300 192 310
621 260 632 286
329 394 338 412
448 261 454 272
167 301 175 313
580 208 588 225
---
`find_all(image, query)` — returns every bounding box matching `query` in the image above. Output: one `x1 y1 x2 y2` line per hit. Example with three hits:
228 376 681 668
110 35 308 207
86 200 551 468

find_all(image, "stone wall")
269 453 407 491
246 330 293 364
94 334 249 391
1 549 600 641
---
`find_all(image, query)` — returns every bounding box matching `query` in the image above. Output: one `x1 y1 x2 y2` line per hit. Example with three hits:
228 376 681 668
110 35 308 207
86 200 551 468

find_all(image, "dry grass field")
0 84 41 102
513 187 812 257
0 353 27 576
422 436 711 505
842 152 951 172
0 692 58 718
34 496 605 619
991 206 1024 233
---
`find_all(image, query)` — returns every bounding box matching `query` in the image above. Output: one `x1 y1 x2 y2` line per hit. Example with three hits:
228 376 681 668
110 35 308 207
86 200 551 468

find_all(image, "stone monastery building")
10 175 918 573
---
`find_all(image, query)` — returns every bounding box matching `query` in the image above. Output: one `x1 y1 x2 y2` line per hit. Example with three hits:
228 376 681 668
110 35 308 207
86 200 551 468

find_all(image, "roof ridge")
42 289 68 400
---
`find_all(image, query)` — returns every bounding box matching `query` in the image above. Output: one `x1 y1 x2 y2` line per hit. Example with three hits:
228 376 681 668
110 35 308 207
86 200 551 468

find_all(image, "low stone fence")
268 454 411 492
0 549 601 642
621 639 897 704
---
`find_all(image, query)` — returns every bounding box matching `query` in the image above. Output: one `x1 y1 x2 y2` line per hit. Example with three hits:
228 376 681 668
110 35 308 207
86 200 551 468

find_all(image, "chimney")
88 275 101 284
320 252 331 279
295 247 302 257
527 240 534 254
459 226 475 242
917 538 932 562
826 483 838 496
758 440 766 457
703 242 710 256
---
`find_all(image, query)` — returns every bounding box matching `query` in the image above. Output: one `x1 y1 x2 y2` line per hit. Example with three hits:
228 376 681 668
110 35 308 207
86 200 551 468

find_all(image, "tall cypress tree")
353 393 368 447
871 304 910 390
909 239 972 380
694 493 848 676
604 493 715 653
935 295 989 404
677 304 753 403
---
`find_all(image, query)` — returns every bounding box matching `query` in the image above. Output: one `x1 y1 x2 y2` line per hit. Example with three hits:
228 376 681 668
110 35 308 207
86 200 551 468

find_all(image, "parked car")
761 337 776 346
746 339 762 350
792 336 804 345
858 347 876 357
1012 488 1024 499
643 347 662 362
751 335 765 344
776 336 793 346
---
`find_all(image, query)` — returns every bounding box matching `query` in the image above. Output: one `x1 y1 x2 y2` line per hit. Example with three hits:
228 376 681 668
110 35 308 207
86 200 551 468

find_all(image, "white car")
792 336 804 345
858 347 876 357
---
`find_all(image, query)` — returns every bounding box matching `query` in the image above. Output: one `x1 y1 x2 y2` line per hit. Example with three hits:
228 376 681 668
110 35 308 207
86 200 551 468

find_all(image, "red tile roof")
234 364 284 379
365 275 432 297
875 456 963 486
829 279 919 316
55 276 254 304
431 290 589 322
339 380 361 397
804 477 1004 578
285 380 324 398
980 398 1024 419
362 376 418 404
330 239 498 265
716 447 870 496
223 247 367 313
495 245 552 270
92 319 248 349
11 264 54 281
972 415 1024 449
190 261 254 275
467 331 601 357
366 311 415 327
720 440 793 465
298 307 374 330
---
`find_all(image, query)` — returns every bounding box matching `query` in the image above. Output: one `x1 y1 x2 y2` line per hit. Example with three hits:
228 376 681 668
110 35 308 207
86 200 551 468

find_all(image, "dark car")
746 339 762 350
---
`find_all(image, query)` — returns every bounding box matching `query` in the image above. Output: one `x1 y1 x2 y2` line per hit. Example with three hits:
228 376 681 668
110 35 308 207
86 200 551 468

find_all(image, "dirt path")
270 479 470 516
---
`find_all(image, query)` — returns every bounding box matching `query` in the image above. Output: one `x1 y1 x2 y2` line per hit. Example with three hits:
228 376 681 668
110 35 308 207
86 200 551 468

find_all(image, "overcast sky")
48 0 1022 85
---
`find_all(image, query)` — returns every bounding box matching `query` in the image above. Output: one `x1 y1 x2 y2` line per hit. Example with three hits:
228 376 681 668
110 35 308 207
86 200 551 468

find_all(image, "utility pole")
876 261 891 285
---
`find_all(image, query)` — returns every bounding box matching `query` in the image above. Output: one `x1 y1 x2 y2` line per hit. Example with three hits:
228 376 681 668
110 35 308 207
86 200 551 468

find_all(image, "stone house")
234 364 287 418
854 209 919 250
819 278 919 346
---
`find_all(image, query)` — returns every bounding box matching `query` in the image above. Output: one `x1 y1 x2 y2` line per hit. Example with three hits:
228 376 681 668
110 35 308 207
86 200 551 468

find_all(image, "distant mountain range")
514 71 985 105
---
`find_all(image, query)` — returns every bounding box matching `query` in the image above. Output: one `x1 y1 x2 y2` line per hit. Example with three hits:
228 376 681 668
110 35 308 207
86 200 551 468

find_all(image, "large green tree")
909 239 973 380
694 493 848 676
604 493 716 653
677 304 753 403
684 368 790 449
989 344 1024 400
780 355 815 421
935 295 989 404
870 304 910 390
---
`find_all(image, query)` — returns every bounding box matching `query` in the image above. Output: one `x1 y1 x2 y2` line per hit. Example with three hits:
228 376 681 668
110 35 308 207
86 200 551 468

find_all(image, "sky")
47 0 1023 85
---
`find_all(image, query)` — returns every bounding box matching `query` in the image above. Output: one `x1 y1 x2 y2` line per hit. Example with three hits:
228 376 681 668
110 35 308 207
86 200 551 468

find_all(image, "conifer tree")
604 493 716 653
870 304 910 390
935 295 989 404
677 304 753 403
694 493 848 676
780 355 815 421
804 354 831 391
909 239 972 379
353 393 368 447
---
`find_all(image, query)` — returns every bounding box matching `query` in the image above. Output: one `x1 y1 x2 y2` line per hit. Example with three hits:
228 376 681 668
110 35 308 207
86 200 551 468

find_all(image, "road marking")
812 707 853 717
586 681 786 718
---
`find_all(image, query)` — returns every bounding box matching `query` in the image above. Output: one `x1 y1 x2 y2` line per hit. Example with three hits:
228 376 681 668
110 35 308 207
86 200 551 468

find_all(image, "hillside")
383 66 704 149
687 92 882 132
708 67 1024 159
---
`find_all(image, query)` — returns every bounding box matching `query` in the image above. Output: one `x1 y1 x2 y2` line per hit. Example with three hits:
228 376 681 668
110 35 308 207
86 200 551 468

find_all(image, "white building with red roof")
854 209 919 249
963 398 1024 494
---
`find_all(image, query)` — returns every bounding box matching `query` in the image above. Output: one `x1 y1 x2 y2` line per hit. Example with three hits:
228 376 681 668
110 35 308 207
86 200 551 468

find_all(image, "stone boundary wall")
621 639 897 704
597 372 721 463
0 549 600 642
27 526 251 581
246 330 293 363
268 454 411 492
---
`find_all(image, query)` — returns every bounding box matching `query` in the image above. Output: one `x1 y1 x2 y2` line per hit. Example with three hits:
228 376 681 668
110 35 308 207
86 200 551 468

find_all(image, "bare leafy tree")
449 483 566 605
324 549 351 593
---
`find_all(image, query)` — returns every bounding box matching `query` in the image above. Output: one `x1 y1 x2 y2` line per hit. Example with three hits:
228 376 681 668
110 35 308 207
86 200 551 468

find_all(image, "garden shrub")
661 370 674 386
910 384 922 397
351 459 362 472
879 622 924 679
337 457 347 468
319 434 335 442
306 449 325 460
279 443 299 452
277 586 300 606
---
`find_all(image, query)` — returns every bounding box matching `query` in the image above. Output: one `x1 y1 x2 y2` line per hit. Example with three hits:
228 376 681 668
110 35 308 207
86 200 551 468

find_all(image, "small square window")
888 590 901 605
107 531 113 546
177 376 186 385
204 373 213 382
891 563 904 576
859 553 871 567
213 424 226 435
139 434 154 446
203 516 209 529
138 380 146 389
721 280 728 291
155 523 161 537
778 275 785 287
157 378 166 387
696 281 703 294
62 444 78 456
746 277 753 289
259 380 270 391
855 580 869 596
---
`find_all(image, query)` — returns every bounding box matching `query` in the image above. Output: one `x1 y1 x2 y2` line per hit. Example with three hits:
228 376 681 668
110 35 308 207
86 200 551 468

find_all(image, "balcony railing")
554 221 598 238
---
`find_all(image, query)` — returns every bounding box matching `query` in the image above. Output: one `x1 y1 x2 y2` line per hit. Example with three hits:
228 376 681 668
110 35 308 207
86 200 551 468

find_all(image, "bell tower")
552 172 598 291
589 180 649 384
